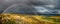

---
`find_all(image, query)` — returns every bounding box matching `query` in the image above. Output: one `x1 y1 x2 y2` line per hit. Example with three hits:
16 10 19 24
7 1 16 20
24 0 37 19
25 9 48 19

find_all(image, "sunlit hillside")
1 14 60 24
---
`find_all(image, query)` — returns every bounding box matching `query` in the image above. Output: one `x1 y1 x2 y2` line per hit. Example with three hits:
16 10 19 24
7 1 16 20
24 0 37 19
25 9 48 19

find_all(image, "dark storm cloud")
0 0 60 14
0 0 48 13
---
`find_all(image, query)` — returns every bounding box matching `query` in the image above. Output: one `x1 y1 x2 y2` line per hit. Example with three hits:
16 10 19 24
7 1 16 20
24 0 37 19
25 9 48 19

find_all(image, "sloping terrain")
1 14 60 24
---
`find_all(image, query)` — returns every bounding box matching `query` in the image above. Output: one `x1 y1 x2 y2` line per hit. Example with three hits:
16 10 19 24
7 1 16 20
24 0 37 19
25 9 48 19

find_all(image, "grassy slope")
2 14 60 24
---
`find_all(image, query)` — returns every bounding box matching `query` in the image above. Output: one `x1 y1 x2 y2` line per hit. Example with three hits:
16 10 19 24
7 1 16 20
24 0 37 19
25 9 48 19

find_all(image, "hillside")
2 14 60 24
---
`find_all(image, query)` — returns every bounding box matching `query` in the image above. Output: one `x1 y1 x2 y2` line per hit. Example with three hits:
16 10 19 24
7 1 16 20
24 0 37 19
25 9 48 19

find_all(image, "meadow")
1 14 60 24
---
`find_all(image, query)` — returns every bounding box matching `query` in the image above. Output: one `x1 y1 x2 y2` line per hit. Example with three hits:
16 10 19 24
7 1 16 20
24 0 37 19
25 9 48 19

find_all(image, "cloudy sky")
0 0 60 14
